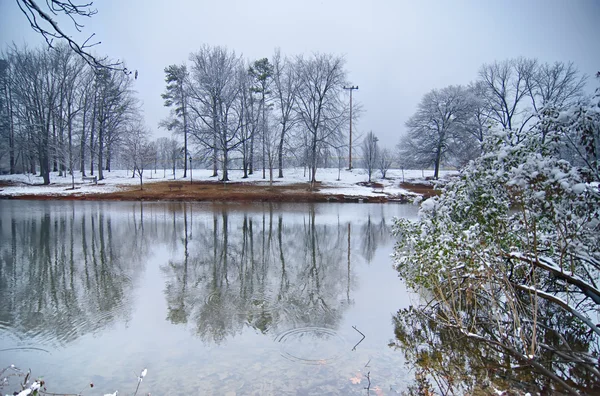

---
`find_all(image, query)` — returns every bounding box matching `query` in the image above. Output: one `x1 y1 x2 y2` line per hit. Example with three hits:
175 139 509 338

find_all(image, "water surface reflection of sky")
0 201 418 395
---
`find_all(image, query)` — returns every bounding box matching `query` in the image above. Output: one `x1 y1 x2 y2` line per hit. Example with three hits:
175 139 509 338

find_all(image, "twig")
364 358 371 367
0 364 21 378
352 325 366 351
364 371 371 392
22 368 31 388
133 367 147 396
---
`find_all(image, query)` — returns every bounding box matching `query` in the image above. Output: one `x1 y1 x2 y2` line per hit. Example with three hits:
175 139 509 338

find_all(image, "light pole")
343 85 358 170
189 156 193 184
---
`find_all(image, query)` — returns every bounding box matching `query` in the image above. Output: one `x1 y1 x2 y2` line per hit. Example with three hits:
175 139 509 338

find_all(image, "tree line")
161 45 354 187
398 58 587 179
1 42 590 188
0 43 144 185
0 43 357 188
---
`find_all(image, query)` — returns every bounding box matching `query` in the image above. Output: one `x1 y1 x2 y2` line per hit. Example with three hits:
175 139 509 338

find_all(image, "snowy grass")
0 167 457 198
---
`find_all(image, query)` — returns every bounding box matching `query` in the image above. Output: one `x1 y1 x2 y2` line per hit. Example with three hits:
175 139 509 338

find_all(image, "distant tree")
400 85 472 179
294 53 347 188
93 67 136 180
272 49 299 178
361 131 379 182
123 123 154 189
161 64 189 177
526 61 587 144
527 61 586 113
166 138 181 179
188 45 243 181
156 136 181 179
248 57 274 179
478 58 537 133
9 45 59 184
51 46 87 185
237 65 258 178
378 147 393 179
0 58 16 174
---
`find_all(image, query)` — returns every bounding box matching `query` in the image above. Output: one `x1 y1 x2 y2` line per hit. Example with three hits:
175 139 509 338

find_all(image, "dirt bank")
0 180 438 203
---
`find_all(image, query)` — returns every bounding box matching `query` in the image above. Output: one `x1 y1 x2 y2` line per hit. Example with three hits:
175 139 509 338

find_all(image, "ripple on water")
275 327 347 365
0 296 130 349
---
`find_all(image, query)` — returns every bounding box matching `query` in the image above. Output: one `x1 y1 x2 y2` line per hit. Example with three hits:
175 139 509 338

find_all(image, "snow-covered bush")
392 88 600 394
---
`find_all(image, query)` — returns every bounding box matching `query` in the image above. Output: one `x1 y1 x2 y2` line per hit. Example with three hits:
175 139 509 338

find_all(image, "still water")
0 200 418 395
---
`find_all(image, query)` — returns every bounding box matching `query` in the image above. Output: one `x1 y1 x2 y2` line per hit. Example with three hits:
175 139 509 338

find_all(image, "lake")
0 200 418 395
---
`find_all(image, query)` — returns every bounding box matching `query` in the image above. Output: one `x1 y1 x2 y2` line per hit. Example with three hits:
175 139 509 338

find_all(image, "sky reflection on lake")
0 201 418 395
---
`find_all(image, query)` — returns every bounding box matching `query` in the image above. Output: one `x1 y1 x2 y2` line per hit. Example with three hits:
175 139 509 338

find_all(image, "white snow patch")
0 168 457 200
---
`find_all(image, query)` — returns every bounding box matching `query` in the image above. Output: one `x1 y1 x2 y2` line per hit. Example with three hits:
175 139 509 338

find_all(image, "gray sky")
1 0 599 148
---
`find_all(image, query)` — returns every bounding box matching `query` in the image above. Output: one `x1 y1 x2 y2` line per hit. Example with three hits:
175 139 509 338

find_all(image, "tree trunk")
52 118 59 173
7 82 16 174
41 110 52 184
222 146 229 182
262 99 266 179
182 89 188 178
89 98 96 176
68 113 74 188
105 128 112 172
434 144 442 180
80 96 87 176
310 138 318 187
41 137 50 184
249 133 254 175
242 137 249 179
278 126 285 178
98 125 104 181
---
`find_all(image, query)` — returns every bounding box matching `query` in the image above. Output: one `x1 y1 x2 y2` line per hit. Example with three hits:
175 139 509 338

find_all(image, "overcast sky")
1 0 599 148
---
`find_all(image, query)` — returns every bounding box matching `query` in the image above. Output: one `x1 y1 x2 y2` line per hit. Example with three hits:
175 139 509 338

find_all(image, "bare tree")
294 53 347 187
272 49 299 178
94 67 136 180
478 57 537 133
9 44 60 184
1 42 140 181
156 136 181 179
527 61 587 143
123 122 154 189
400 85 472 179
188 45 244 181
52 45 86 187
361 131 379 182
237 65 258 178
527 61 586 114
0 58 16 174
378 147 393 179
77 66 95 175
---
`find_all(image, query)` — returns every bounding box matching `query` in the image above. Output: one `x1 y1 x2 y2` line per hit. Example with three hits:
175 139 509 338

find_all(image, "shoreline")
0 179 439 204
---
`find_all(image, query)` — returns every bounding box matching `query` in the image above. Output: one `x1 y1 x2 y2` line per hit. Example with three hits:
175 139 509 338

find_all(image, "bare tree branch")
15 0 130 73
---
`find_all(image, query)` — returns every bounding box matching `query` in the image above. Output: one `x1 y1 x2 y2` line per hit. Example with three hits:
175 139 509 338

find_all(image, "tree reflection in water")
390 299 600 395
161 203 393 345
0 202 151 347
0 201 409 394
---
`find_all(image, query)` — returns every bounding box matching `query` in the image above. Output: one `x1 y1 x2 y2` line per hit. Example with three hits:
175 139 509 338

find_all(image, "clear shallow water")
0 200 418 395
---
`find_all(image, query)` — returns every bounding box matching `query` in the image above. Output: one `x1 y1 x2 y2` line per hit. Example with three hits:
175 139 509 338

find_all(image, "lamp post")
189 156 193 184
343 85 358 170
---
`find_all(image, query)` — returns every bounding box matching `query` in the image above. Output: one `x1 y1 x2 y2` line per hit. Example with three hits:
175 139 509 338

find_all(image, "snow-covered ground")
0 167 456 199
